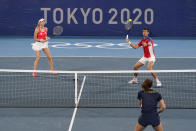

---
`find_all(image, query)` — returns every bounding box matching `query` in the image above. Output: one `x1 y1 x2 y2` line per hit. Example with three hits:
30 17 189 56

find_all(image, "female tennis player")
135 78 166 131
125 27 162 87
32 18 56 77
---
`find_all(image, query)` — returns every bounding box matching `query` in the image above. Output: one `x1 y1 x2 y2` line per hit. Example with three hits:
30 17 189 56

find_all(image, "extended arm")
125 38 139 49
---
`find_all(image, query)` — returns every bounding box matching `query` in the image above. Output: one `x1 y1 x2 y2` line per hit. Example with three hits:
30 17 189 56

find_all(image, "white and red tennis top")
37 27 47 40
137 36 155 58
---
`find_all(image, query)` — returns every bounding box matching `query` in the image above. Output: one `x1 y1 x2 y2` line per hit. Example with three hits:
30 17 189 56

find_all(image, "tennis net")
0 69 196 108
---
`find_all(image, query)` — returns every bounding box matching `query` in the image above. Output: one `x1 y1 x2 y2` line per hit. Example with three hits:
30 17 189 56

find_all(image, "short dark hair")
142 78 153 90
143 27 149 32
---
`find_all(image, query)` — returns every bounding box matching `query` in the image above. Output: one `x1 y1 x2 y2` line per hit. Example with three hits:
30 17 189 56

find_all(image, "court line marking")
68 76 86 131
68 108 78 131
77 76 86 103
0 56 196 58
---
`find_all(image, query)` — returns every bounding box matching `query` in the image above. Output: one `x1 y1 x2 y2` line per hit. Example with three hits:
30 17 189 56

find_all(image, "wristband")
128 41 132 45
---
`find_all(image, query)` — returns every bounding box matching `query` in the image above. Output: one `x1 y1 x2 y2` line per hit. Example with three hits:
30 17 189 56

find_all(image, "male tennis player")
126 27 162 87
135 78 166 131
32 18 56 77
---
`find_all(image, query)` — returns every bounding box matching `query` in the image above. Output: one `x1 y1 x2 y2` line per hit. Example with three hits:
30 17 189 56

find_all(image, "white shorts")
138 57 156 65
32 41 48 51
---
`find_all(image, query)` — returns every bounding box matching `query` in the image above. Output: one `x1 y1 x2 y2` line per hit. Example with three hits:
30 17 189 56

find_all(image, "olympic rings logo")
48 41 158 50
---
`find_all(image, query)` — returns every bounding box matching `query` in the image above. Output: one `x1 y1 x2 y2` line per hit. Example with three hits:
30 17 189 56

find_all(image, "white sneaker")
156 81 162 87
128 79 138 84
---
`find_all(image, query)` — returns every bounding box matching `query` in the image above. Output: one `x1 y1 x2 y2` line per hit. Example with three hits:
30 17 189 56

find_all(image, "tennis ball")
129 19 132 22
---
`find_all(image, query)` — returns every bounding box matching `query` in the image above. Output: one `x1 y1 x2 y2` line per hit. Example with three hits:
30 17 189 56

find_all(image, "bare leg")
147 61 161 86
33 51 41 70
153 123 163 131
134 123 146 131
43 48 54 70
133 61 144 78
147 61 158 79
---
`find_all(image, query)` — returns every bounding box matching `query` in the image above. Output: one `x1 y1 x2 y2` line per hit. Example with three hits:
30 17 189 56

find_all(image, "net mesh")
0 69 196 108
0 70 75 107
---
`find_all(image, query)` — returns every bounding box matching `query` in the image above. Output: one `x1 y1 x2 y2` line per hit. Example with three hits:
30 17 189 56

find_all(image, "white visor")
39 18 45 23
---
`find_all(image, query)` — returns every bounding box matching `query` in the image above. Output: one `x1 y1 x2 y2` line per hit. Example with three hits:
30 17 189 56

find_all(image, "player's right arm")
34 27 40 42
137 91 142 108
125 38 140 49
158 99 166 114
138 100 142 108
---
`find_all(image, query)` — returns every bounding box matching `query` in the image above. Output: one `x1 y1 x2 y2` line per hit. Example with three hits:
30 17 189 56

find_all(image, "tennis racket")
124 19 133 39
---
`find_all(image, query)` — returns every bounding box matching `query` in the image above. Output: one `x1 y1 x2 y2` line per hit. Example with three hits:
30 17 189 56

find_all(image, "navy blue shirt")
137 89 162 114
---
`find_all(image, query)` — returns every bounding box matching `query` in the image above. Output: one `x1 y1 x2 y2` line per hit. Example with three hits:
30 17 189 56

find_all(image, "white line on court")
68 107 78 131
1 56 196 58
68 76 86 131
77 76 86 103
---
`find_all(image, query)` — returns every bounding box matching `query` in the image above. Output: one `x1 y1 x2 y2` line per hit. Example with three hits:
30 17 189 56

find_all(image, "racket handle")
126 34 129 39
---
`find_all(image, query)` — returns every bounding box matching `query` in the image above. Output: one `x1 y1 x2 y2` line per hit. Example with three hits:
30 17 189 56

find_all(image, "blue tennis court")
0 36 196 57
0 36 196 131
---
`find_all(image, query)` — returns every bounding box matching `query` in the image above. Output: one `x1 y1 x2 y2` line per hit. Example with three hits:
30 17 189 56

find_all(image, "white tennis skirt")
32 41 48 51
